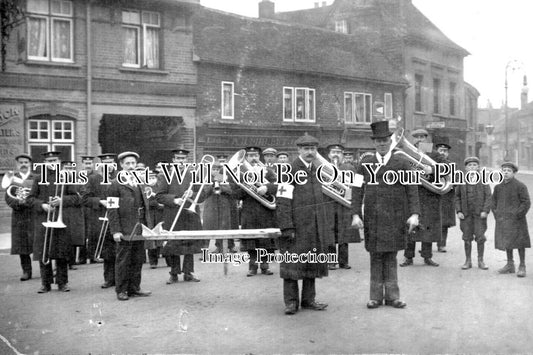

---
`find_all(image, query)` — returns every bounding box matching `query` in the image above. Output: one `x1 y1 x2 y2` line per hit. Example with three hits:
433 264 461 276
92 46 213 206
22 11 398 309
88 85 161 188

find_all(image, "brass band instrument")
390 128 452 195
94 207 109 261
226 150 276 210
42 182 66 265
314 152 352 208
2 172 32 201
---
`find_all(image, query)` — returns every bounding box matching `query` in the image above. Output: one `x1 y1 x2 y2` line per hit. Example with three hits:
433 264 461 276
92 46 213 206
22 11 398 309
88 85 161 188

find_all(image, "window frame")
121 9 161 69
384 93 393 119
28 118 75 160
221 81 235 120
433 78 441 114
415 74 423 113
344 92 372 124
283 87 316 123
334 20 348 34
449 81 457 117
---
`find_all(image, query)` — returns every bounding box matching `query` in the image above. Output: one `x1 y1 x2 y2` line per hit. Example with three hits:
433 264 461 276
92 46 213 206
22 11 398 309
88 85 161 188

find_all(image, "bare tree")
0 0 24 72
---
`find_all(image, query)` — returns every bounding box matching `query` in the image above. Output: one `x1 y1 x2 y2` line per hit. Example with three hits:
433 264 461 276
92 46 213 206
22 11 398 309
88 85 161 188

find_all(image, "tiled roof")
193 8 406 85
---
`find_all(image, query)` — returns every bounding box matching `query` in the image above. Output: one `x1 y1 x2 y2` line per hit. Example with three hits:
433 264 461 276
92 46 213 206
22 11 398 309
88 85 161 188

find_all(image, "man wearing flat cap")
276 151 289 164
325 143 360 270
492 161 531 277
107 151 152 300
276 134 332 315
234 146 278 276
81 153 118 288
400 128 442 267
263 148 278 167
28 151 80 293
352 121 420 309
5 153 35 281
155 148 207 284
455 157 491 270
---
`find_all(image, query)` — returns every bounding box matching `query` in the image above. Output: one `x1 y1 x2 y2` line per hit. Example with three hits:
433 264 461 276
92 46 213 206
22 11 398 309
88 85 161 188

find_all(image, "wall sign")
0 103 24 173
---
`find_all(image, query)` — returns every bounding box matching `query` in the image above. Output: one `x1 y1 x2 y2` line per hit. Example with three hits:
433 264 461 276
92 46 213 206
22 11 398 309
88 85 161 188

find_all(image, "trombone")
168 155 215 231
94 208 109 261
42 182 66 265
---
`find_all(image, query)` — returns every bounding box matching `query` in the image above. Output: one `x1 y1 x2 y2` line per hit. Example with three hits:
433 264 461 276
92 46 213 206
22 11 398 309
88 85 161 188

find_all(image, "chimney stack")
258 0 275 19
314 2 319 8
322 1 327 6
521 75 528 110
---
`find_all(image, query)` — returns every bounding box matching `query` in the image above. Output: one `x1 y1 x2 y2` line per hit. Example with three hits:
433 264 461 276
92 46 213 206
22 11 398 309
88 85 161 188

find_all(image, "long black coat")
202 183 239 230
276 157 332 280
492 177 531 250
154 166 208 255
63 184 85 247
235 167 278 251
353 154 420 253
29 171 81 261
5 172 35 255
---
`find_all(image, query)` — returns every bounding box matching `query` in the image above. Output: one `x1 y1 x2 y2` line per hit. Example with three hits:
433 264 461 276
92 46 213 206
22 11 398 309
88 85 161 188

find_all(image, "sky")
199 0 533 109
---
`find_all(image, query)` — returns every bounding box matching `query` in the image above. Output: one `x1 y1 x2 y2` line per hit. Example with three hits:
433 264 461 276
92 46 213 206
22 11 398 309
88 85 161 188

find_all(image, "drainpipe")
86 1 92 155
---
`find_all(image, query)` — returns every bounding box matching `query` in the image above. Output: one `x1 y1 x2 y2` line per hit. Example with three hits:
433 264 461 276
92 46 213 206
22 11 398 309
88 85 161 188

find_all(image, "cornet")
2 172 32 202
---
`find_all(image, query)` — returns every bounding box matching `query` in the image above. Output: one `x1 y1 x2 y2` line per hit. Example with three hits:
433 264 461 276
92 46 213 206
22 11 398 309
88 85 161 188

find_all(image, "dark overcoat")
154 166 207 255
63 184 85 247
441 189 456 228
455 183 492 217
235 167 278 251
353 154 420 253
325 162 360 245
107 178 152 238
80 171 116 259
146 189 165 250
29 171 81 261
492 177 531 250
5 172 35 255
276 157 332 280
202 183 239 230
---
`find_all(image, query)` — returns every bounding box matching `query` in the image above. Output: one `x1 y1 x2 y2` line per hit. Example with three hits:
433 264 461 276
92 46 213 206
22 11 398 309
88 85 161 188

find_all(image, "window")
283 87 315 122
449 82 457 116
344 92 372 124
27 0 73 62
433 78 441 114
415 74 423 112
122 10 160 69
334 20 348 34
221 82 234 119
384 93 393 119
28 117 75 162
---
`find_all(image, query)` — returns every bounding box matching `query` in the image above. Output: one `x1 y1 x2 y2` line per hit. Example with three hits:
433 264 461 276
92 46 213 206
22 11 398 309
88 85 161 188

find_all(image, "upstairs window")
27 0 73 62
221 82 234 119
449 82 457 116
334 20 348 34
433 78 441 114
384 93 393 119
283 87 316 122
344 92 372 124
122 10 160 69
415 74 423 112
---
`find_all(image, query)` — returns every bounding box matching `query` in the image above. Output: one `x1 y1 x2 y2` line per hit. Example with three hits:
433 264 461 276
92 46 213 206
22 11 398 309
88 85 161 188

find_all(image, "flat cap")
464 156 480 166
15 153 32 161
501 161 518 172
117 151 140 161
262 148 278 155
276 151 289 157
295 134 319 147
411 128 429 137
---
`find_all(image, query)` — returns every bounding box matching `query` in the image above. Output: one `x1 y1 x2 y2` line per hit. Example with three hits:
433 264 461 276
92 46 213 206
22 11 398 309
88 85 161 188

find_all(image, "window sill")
23 60 81 69
344 122 371 126
282 121 319 126
118 67 169 75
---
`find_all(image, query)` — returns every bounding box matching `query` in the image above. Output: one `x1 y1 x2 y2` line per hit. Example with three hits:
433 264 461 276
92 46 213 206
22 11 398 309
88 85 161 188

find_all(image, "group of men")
4 121 530 313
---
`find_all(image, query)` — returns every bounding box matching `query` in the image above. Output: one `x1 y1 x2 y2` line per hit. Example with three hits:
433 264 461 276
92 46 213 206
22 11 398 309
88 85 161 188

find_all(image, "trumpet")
2 172 32 202
314 152 352 208
42 182 66 265
169 154 215 231
390 128 452 195
226 150 276 210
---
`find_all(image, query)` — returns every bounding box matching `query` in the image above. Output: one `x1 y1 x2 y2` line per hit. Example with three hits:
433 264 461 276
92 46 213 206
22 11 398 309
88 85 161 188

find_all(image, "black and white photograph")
1 0 533 353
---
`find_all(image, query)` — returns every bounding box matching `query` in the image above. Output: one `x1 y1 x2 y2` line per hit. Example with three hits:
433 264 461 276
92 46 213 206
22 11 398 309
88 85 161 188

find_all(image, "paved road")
1 174 533 354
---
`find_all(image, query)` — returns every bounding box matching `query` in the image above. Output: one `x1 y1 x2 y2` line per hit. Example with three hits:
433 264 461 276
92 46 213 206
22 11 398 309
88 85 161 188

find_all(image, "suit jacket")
455 182 491 217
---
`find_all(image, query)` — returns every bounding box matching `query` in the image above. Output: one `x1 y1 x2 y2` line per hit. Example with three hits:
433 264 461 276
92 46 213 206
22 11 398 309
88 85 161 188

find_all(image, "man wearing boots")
492 161 531 277
455 157 491 270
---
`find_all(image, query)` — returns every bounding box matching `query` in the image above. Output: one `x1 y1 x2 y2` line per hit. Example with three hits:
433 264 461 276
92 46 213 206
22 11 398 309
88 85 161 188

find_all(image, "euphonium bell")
2 172 32 202
314 152 352 208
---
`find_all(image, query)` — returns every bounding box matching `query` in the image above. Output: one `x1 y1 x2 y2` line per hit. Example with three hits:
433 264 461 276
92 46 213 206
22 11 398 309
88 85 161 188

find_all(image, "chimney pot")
258 0 275 19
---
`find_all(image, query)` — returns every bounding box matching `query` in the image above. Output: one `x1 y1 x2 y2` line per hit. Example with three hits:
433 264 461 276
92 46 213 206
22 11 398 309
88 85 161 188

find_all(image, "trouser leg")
518 248 526 265
301 278 316 306
169 255 182 275
115 242 132 294
370 252 384 302
420 242 433 259
507 249 514 262
283 279 299 307
383 252 400 301
148 249 159 265
339 243 349 266
55 258 68 286
129 242 144 292
103 259 115 284
39 261 53 286
438 227 448 248
248 249 258 271
182 254 194 275
20 254 32 273
404 241 415 259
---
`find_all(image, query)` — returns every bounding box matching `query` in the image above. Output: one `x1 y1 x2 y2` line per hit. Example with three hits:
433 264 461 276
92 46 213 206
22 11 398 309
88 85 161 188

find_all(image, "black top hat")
42 151 61 158
98 153 117 161
295 134 319 147
245 146 262 154
370 121 393 139
15 153 32 161
501 161 519 173
326 144 345 152
171 148 189 155
434 136 451 150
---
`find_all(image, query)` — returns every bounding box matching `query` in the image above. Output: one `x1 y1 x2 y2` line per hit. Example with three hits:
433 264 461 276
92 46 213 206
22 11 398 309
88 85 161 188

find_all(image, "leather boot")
462 241 472 269
477 242 488 270
166 273 178 284
517 264 526 277
498 262 515 274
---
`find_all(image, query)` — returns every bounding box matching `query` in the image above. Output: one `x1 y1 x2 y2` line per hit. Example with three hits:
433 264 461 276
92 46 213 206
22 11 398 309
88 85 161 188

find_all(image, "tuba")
225 150 276 210
390 128 452 195
314 153 352 208
2 172 32 202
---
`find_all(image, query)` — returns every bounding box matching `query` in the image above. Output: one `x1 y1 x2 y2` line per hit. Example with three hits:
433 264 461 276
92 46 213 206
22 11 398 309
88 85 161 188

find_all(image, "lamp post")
485 123 494 167
504 60 522 161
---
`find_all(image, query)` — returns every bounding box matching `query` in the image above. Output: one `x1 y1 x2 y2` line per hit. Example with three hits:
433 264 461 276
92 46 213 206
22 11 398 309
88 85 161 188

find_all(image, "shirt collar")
376 151 392 165
298 156 312 169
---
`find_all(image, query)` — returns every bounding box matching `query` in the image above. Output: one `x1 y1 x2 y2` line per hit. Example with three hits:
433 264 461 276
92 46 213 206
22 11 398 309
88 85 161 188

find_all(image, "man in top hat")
276 151 289 164
81 153 119 288
352 121 420 309
276 134 332 314
492 161 531 277
455 157 491 270
155 148 207 284
325 143 360 270
263 148 278 167
433 137 456 253
28 151 80 293
107 151 152 300
400 128 442 267
5 153 35 281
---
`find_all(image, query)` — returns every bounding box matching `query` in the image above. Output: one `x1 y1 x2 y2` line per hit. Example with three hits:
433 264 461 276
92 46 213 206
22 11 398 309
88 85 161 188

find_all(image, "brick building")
193 7 407 159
